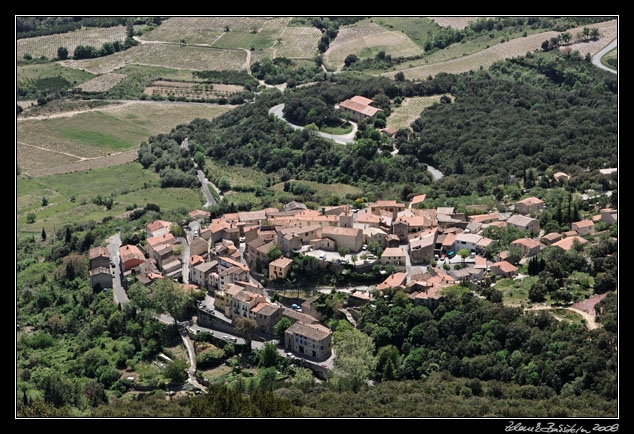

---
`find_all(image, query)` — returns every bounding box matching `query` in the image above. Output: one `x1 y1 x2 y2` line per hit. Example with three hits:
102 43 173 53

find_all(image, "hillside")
15 16 618 421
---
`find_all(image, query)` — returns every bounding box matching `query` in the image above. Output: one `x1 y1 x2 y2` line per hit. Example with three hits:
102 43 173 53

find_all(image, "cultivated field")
273 26 322 59
143 80 244 99
387 95 452 130
381 19 618 80
76 72 127 92
59 43 248 74
428 17 481 29
324 21 421 70
139 17 290 45
17 62 96 89
17 26 130 60
560 19 617 57
17 102 232 177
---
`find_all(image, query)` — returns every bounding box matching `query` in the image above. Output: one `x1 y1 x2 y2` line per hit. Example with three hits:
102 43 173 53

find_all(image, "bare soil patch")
77 73 127 92
429 17 481 29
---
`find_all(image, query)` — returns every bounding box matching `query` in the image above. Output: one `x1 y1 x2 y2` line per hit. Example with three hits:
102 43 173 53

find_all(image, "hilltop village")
88 180 617 372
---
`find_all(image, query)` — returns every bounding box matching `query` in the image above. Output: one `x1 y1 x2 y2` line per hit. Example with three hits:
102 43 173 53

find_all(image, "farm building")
337 95 382 122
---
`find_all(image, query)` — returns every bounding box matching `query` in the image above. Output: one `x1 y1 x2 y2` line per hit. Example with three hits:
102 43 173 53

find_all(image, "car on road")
320 253 326 260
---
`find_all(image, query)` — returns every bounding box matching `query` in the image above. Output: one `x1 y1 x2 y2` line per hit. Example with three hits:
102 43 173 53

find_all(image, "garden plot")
143 80 244 99
324 22 421 70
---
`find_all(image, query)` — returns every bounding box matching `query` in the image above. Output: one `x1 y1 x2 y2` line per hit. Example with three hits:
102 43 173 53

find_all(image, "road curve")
592 38 617 74
268 103 358 144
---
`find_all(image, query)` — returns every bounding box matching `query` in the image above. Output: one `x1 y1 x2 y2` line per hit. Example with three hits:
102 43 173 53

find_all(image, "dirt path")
522 304 599 330
17 101 135 122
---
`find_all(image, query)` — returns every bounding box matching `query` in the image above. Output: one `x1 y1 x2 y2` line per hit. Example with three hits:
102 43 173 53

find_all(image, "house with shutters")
284 321 332 360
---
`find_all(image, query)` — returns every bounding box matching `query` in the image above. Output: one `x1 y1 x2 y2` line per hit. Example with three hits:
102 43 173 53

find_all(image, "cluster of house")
88 188 617 362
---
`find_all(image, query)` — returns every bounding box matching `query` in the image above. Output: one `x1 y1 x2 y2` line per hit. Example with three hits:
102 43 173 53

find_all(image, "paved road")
268 104 358 145
107 233 129 305
592 38 617 74
181 137 220 208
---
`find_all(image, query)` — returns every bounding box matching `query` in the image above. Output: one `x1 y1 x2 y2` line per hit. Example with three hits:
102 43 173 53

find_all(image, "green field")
206 159 276 189
370 17 442 49
270 179 363 199
19 111 153 156
18 102 232 176
17 162 203 235
18 62 96 84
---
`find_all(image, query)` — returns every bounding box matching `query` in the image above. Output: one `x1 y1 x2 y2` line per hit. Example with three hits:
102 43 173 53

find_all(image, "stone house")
284 321 332 360
506 214 540 234
269 256 293 280
380 247 407 269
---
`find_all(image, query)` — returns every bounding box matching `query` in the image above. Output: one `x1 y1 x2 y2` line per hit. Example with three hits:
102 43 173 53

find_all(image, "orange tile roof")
376 272 407 291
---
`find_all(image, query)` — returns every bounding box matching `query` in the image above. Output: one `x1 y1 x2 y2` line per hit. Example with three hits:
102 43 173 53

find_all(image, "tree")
148 279 193 324
41 227 47 241
57 46 68 60
332 329 376 392
234 317 256 347
257 342 282 368
458 249 470 265
267 245 282 263
164 359 188 384
528 281 547 303
338 246 350 257
344 54 358 67
291 367 315 392
274 317 293 340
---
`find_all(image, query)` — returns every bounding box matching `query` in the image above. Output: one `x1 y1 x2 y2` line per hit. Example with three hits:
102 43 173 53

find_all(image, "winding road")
268 103 358 145
268 103 444 180
591 38 617 74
